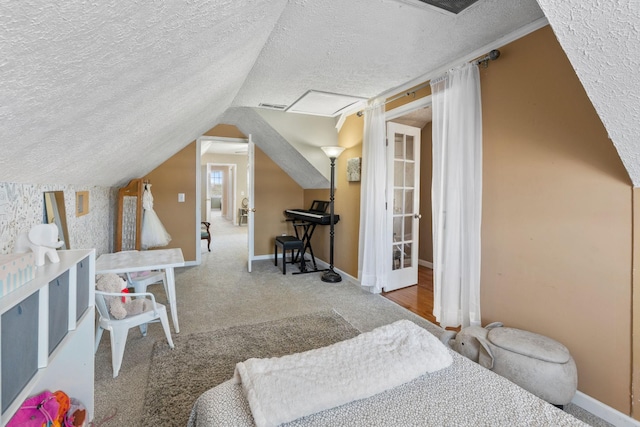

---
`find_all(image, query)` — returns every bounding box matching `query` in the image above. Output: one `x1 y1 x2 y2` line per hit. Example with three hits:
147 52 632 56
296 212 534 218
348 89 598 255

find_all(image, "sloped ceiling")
1 1 637 188
0 0 289 186
536 0 640 186
221 108 329 189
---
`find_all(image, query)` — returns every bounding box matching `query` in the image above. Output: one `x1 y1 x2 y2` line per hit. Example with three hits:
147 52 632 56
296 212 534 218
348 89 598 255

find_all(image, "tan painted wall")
205 124 246 139
321 25 633 413
479 26 632 412
418 122 433 264
633 188 640 418
144 141 198 262
306 114 364 277
254 146 304 256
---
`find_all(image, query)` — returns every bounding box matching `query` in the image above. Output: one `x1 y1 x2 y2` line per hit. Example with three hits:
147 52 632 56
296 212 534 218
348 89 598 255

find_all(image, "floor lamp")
320 145 345 283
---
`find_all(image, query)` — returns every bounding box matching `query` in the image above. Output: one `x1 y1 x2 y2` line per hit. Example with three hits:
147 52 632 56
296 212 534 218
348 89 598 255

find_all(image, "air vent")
399 0 480 14
258 102 287 110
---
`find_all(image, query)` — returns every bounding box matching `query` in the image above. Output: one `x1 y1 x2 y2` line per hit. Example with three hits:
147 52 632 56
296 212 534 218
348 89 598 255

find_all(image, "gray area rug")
142 310 360 426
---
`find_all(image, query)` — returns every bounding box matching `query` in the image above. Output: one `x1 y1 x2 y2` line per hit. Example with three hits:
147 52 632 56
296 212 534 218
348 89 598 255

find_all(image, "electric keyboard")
284 199 339 225
284 209 340 225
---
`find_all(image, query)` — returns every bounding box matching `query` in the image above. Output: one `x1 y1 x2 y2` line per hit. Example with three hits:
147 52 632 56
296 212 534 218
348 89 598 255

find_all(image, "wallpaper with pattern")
0 182 117 256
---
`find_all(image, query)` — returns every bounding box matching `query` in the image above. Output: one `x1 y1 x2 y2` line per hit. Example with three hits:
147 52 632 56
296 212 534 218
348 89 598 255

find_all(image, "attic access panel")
399 0 481 14
286 90 367 117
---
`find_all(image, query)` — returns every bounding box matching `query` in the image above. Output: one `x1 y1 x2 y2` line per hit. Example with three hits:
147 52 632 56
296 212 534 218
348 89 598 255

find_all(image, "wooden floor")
382 265 439 325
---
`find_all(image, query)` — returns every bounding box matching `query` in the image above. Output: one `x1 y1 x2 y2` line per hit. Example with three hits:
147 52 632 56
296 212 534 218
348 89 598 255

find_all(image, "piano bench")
275 236 304 274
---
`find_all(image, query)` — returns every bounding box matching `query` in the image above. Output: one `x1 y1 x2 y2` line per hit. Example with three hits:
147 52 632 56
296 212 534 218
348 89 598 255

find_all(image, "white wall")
0 182 115 256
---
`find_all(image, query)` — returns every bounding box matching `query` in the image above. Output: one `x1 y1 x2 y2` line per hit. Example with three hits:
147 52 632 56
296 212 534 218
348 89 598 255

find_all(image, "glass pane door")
385 122 421 291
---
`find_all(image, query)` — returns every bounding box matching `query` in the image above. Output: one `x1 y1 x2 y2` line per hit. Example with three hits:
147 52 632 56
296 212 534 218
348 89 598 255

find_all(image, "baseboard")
572 391 640 427
418 259 433 269
258 254 360 285
310 258 360 287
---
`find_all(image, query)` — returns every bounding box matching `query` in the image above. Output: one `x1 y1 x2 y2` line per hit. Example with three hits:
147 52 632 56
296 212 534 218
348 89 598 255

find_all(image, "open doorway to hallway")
200 135 250 256
200 208 248 259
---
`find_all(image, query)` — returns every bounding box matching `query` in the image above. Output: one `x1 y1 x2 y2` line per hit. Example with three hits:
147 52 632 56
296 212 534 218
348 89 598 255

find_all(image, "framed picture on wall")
347 157 361 182
76 191 89 216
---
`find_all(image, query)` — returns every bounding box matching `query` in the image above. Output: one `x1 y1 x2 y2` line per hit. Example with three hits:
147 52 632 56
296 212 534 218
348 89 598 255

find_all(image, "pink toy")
7 390 59 427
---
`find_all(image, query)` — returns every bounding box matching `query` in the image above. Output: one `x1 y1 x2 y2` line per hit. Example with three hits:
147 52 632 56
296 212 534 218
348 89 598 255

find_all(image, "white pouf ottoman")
482 326 577 406
444 324 578 407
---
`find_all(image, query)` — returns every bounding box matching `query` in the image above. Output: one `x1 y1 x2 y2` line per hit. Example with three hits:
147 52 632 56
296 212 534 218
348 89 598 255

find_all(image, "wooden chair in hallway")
201 221 211 251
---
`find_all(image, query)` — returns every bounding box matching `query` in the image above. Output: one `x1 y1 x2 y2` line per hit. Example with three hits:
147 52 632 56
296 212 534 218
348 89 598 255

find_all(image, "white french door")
247 135 255 272
383 122 421 292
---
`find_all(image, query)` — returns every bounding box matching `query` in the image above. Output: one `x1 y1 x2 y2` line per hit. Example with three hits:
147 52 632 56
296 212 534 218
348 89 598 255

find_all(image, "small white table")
95 248 185 333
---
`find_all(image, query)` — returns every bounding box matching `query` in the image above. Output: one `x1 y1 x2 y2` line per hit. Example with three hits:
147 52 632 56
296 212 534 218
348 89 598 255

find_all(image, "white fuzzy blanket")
232 319 452 427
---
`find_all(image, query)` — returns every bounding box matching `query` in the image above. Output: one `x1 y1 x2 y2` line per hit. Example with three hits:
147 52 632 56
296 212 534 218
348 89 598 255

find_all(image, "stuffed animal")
96 273 150 320
441 322 577 406
14 223 64 266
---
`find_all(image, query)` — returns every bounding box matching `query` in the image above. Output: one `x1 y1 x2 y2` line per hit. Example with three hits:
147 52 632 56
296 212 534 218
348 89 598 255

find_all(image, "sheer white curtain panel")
431 63 483 328
358 100 389 293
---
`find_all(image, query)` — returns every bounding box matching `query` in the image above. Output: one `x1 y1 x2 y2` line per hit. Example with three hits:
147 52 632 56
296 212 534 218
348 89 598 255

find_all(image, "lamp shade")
321 146 346 159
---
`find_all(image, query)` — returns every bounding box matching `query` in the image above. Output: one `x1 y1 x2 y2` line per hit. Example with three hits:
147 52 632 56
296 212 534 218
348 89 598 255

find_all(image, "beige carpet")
142 311 360 426
93 212 611 426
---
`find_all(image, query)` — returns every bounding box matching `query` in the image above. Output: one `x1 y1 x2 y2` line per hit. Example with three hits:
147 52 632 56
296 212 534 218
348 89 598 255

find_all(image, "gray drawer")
48 270 70 355
76 256 91 321
1 292 39 413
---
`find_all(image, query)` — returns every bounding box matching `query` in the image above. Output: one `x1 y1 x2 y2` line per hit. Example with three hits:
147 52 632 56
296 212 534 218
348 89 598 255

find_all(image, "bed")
187 320 588 427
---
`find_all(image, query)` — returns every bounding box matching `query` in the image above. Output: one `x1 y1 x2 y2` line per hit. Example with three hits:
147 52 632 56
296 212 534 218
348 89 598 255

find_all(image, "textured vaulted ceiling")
1 0 638 187
536 0 640 186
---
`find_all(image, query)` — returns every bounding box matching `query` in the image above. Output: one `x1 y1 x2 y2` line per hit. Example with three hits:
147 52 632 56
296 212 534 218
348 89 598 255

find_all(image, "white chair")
95 290 175 378
125 270 167 295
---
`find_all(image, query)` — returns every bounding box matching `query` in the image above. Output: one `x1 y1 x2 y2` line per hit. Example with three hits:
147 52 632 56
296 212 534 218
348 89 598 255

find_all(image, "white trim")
572 391 640 427
376 17 549 102
385 95 433 121
336 100 367 132
198 136 249 144
262 254 361 286
418 259 433 269
195 138 202 266
312 258 359 286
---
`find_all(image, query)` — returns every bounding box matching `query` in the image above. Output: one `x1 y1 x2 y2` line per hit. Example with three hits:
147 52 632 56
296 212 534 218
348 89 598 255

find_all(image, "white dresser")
0 249 95 424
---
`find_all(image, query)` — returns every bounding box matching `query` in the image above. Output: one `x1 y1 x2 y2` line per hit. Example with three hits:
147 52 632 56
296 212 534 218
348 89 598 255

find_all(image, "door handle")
414 213 422 219
251 208 256 213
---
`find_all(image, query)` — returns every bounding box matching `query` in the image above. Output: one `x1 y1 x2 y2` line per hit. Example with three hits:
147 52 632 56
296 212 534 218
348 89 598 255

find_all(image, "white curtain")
358 100 389 293
431 63 483 328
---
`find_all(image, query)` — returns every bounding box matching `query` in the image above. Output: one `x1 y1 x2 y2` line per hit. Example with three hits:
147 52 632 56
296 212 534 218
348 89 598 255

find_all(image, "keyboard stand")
289 220 327 275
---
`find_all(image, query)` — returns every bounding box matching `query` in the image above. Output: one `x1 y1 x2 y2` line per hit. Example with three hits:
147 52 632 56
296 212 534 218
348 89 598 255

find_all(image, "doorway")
199 136 250 257
382 98 434 321
206 164 237 224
